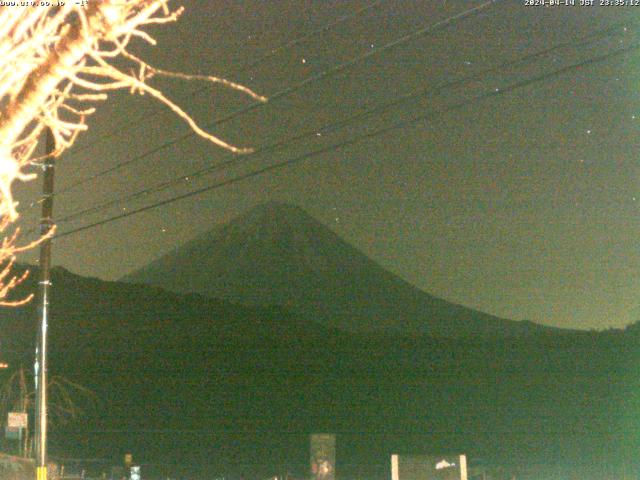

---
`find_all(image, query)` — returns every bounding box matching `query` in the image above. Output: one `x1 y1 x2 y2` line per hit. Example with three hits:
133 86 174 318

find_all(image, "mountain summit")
124 202 548 338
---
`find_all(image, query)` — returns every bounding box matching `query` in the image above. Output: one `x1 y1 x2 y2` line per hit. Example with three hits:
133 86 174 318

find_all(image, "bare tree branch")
0 1 264 305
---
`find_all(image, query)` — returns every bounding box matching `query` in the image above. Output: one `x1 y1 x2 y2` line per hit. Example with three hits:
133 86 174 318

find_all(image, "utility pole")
19 366 29 457
35 128 55 480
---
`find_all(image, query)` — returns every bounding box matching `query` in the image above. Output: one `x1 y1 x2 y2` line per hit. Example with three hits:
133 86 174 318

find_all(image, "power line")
52 20 634 227
53 0 501 197
62 0 385 161
53 41 639 241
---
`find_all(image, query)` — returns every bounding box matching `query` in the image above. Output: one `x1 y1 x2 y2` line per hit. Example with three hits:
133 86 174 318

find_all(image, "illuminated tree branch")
0 0 265 305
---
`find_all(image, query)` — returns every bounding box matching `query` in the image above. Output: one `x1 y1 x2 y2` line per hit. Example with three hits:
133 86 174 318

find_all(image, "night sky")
14 0 640 330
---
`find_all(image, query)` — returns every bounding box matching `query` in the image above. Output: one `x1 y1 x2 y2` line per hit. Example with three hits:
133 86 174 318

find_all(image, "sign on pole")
310 434 336 480
131 466 141 480
7 412 27 429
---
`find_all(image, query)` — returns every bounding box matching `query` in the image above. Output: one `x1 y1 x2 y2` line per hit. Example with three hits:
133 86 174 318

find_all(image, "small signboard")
130 465 141 480
5 426 21 440
391 454 468 480
310 434 335 480
7 412 27 429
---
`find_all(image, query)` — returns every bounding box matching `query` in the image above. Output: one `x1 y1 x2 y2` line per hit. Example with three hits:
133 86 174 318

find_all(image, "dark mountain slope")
0 266 635 479
124 202 559 338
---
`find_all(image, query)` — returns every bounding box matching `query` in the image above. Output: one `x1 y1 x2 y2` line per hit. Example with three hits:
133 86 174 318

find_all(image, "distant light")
0 363 9 369
435 459 454 470
301 58 306 64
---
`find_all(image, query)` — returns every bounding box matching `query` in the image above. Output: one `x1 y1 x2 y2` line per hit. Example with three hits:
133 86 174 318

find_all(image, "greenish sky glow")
15 0 640 330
